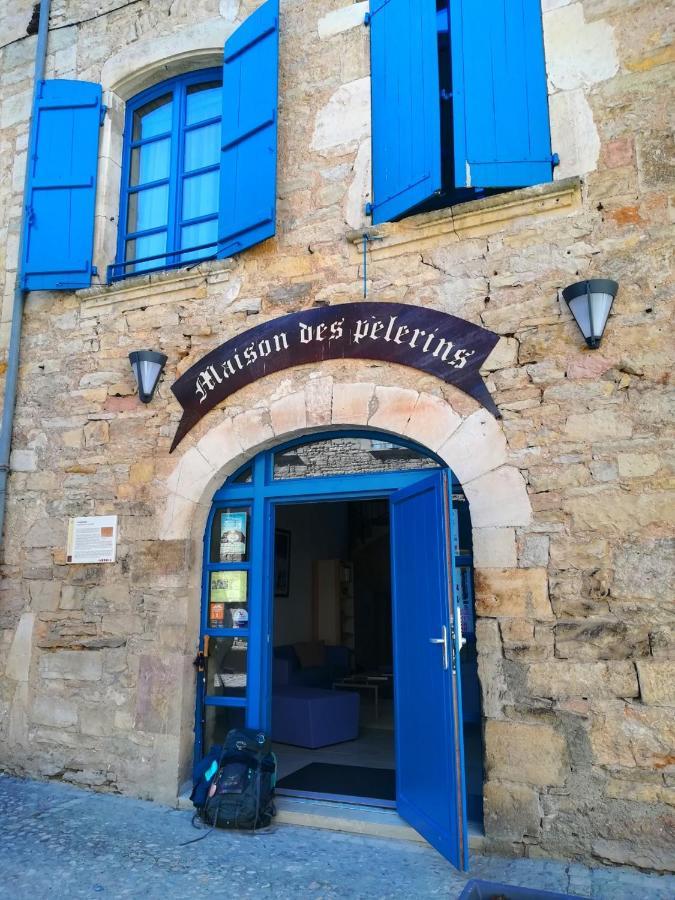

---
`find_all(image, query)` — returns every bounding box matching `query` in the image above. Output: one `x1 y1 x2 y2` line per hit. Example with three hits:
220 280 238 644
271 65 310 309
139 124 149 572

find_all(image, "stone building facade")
0 0 673 874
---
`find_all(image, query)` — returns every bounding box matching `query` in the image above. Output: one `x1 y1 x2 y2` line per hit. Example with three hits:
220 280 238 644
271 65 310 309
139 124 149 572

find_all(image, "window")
368 0 555 224
113 70 223 279
20 0 280 291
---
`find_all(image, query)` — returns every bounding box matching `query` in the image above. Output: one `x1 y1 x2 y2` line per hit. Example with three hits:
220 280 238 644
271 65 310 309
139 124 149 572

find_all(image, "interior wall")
273 502 349 646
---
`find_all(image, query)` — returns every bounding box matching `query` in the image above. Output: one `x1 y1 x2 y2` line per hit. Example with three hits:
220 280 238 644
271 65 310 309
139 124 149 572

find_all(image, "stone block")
311 77 370 153
481 337 518 372
195 417 245 473
463 466 532 528
83 420 110 447
485 720 568 786
564 409 632 442
405 392 462 452
438 410 507 484
590 703 675 770
484 780 541 840
554 620 650 660
28 580 61 612
305 376 333 426
129 460 154 484
270 390 307 436
519 534 550 567
318 2 368 40
332 381 374 426
232 407 274 452
39 650 103 681
32 695 78 728
527 661 639 700
166 446 217 504
134 653 183 736
5 613 34 681
474 568 553 620
637 661 675 707
617 453 660 478
549 88 600 179
472 527 517 568
368 385 418 434
10 449 37 472
612 539 674 602
543 4 618 91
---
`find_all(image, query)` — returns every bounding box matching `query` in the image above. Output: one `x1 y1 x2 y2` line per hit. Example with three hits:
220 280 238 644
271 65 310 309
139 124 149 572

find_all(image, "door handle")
430 625 449 670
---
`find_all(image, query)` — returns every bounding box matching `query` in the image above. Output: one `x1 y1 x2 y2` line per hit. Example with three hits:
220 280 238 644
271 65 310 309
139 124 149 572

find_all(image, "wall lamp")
562 279 618 350
129 351 167 403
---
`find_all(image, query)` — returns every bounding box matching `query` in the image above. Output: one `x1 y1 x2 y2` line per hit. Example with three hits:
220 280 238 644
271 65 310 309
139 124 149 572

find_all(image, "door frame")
194 430 465 808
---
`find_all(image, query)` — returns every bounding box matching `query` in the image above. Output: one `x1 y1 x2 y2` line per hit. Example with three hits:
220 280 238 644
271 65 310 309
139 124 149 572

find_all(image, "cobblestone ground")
1 776 673 899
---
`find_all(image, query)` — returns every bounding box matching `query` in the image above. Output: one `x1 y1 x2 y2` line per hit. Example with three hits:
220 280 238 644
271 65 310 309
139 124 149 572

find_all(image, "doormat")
276 763 396 807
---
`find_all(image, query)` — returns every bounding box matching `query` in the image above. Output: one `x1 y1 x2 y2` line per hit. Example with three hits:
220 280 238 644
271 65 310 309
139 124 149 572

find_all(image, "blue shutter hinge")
99 104 108 126
364 12 371 26
551 152 560 167
440 89 453 102
91 265 99 277
365 202 374 217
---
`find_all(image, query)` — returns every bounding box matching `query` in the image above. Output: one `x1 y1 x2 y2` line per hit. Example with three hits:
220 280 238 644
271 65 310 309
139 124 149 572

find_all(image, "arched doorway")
195 429 482 869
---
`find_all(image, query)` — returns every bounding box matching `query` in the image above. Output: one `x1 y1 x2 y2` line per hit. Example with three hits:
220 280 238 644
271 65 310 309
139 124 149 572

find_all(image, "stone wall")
0 0 673 873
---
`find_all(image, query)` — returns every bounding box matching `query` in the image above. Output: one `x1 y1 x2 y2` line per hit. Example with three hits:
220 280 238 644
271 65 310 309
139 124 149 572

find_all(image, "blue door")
390 471 468 870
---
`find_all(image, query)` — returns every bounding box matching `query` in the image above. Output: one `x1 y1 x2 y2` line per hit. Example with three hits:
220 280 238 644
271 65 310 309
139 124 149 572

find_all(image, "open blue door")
390 471 468 869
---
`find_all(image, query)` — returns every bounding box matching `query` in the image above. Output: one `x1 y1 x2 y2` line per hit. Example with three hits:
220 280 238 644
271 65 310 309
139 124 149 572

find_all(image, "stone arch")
161 377 531 549
162 376 533 794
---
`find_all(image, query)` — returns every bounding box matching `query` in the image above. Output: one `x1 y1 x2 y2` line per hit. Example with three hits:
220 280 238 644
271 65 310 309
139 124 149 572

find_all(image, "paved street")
0 775 673 899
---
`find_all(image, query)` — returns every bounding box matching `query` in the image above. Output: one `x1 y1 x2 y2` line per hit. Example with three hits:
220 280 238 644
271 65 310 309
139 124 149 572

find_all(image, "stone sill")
347 177 582 261
77 258 235 319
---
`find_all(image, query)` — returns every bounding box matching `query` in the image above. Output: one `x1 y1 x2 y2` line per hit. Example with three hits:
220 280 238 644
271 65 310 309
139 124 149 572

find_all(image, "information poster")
219 511 247 562
209 571 248 629
67 516 118 564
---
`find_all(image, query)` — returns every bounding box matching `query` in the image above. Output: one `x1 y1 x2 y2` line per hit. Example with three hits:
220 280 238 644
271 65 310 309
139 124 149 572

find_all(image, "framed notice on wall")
67 516 118 564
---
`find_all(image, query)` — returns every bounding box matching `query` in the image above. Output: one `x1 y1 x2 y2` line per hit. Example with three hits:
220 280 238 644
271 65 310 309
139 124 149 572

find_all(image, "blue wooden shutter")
369 0 441 225
218 0 279 259
451 0 553 189
21 80 102 291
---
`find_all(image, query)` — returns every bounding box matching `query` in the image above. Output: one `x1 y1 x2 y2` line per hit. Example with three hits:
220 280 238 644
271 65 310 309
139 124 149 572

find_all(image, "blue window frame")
112 69 223 280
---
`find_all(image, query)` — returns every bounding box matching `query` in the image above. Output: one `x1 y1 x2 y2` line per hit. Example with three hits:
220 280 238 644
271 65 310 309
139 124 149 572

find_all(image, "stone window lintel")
347 177 582 261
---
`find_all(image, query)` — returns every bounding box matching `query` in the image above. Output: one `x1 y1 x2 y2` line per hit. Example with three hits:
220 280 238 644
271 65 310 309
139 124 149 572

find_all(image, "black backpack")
193 728 277 831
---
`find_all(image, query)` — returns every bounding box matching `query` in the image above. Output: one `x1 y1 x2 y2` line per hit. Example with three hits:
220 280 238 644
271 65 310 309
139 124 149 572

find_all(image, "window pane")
130 138 170 185
126 232 167 273
209 571 248 629
186 82 221 125
132 94 172 140
182 170 219 221
210 508 249 564
127 185 169 233
185 122 220 172
232 465 252 484
203 705 245 756
181 219 218 260
206 636 248 698
273 437 440 480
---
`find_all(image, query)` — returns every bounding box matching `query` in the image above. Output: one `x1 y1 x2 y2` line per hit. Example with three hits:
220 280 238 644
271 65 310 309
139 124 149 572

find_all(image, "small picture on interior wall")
274 529 291 596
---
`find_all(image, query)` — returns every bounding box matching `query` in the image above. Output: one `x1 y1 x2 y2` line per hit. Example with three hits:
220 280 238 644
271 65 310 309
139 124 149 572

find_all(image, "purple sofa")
272 644 350 689
272 687 360 749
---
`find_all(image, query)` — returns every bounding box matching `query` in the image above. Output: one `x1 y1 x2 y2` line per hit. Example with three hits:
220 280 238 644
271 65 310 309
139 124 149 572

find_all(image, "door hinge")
365 201 374 217
364 12 371 26
551 152 560 167
99 104 108 126
91 265 98 277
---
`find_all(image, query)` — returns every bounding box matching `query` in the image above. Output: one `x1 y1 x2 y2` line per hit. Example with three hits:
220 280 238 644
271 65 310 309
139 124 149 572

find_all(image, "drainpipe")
0 0 51 548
